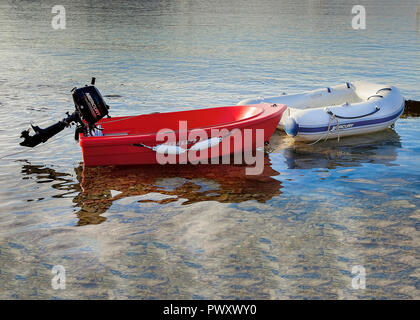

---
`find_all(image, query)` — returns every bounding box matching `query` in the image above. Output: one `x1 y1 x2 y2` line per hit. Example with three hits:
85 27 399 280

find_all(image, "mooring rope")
0 133 70 160
308 112 342 145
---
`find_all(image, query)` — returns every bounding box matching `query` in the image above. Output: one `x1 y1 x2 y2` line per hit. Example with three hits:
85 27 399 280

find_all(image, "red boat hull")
79 103 286 166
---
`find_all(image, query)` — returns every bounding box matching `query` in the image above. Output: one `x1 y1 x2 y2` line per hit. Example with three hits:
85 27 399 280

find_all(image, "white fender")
189 137 222 151
153 144 186 155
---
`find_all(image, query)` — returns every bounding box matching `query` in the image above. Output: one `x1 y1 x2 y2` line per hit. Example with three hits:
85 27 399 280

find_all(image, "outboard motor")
20 78 110 147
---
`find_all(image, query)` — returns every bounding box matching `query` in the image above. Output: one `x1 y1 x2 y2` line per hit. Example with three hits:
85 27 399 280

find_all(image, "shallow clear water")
0 0 419 299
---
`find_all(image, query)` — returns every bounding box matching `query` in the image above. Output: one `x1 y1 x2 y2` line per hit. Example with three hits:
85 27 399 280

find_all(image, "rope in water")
0 133 70 160
99 112 163 125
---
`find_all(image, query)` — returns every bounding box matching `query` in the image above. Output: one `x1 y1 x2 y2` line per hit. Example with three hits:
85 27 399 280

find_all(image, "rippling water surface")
0 0 419 299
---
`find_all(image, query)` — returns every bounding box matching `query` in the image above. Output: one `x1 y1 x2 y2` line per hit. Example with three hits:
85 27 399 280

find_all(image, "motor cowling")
72 85 109 127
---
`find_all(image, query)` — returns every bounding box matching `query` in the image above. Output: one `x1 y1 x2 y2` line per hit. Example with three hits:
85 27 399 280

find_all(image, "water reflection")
21 157 282 226
21 161 81 198
279 129 401 169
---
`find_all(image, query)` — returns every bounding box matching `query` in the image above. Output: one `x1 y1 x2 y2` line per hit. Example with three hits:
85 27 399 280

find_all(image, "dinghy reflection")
282 129 401 169
21 158 283 226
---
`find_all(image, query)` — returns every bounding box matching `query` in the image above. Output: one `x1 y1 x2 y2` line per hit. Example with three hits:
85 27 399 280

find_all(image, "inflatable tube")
238 81 405 142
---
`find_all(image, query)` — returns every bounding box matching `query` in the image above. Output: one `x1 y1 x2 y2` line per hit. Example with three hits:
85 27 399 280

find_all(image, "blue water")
0 0 419 299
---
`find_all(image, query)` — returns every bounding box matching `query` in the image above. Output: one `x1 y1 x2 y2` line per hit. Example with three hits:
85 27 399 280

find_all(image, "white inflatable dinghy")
237 81 405 142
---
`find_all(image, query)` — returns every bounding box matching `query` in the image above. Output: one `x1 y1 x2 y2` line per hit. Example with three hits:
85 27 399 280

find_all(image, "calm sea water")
0 0 419 299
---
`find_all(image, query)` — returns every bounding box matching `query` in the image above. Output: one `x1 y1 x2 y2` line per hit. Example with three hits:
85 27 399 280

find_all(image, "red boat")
80 103 286 166
19 79 286 167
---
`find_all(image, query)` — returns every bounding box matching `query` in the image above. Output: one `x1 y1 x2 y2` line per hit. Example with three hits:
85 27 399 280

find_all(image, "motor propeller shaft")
20 111 82 148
